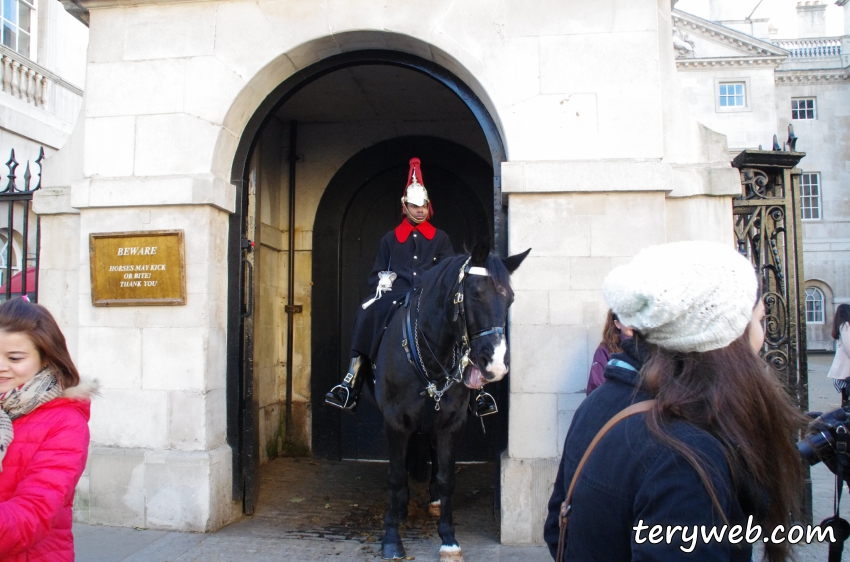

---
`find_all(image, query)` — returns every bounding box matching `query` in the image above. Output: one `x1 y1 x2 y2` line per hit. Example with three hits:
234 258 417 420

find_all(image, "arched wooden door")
312 136 504 460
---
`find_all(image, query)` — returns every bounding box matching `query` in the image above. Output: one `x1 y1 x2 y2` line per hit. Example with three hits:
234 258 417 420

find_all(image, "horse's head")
460 239 530 389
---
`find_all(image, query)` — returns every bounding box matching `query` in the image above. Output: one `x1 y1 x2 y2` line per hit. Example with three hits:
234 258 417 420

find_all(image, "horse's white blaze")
485 336 508 380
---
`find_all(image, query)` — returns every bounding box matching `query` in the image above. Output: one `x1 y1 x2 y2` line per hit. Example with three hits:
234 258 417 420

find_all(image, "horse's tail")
406 431 430 482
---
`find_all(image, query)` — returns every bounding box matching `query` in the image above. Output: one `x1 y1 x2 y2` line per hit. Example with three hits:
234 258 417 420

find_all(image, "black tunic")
350 223 454 359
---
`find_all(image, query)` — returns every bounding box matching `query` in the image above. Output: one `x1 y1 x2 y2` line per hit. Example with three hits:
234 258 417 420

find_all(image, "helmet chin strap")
403 201 427 224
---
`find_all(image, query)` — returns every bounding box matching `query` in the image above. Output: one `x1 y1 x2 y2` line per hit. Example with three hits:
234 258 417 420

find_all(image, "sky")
675 0 846 38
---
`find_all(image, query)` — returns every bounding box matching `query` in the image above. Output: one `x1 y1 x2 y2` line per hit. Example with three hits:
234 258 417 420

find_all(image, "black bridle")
401 257 506 410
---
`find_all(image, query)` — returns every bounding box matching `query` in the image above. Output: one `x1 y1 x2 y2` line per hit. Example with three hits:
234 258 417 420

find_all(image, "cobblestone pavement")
76 353 845 562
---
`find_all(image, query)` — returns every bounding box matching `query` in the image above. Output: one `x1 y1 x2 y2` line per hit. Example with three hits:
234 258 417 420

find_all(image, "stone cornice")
677 56 787 69
775 70 850 83
672 9 789 58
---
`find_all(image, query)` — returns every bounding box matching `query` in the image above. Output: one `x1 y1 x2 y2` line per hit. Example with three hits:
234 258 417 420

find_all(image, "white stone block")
77 327 141 389
569 257 612 290
502 93 600 161
510 257 570 291
86 447 146 527
123 3 216 61
500 454 559 546
89 389 167 449
87 8 126 63
213 1 285 81
86 60 185 118
510 324 588 394
506 0 613 37
144 449 212 531
508 392 559 459
168 390 206 450
142 327 207 391
589 193 666 257
665 196 735 246
83 117 135 178
185 57 247 126
557 392 586 449
511 291 549 325
205 387 228 448
508 195 591 257
135 114 220 176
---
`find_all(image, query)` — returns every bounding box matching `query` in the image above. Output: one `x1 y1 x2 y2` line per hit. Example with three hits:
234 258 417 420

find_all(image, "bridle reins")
401 257 506 410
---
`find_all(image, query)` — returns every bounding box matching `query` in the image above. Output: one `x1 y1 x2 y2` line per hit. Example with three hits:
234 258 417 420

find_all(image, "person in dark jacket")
325 158 454 411
545 241 807 562
585 309 633 395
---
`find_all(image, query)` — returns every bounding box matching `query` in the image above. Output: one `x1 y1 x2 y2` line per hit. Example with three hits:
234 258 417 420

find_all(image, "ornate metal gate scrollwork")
731 128 812 518
731 132 807 407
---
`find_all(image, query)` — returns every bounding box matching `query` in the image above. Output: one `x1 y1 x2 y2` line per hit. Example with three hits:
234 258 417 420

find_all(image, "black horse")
372 239 529 561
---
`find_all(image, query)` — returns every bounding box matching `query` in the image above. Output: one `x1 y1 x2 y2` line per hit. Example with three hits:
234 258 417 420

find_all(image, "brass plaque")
89 230 186 306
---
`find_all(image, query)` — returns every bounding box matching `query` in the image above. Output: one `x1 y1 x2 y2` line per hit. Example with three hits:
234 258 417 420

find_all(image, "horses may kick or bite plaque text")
89 230 186 306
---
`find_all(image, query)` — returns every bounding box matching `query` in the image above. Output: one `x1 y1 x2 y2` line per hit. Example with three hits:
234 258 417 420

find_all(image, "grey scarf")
0 368 62 471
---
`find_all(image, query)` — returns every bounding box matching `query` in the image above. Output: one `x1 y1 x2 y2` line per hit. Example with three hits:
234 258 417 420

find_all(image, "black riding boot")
325 356 364 411
473 390 498 417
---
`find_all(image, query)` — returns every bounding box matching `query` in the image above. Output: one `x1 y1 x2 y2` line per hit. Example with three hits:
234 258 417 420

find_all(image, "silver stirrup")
475 391 498 417
326 384 354 409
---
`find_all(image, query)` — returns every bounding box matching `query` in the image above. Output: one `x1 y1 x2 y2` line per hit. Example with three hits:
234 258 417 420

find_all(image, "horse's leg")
381 424 409 560
428 438 441 517
435 427 465 562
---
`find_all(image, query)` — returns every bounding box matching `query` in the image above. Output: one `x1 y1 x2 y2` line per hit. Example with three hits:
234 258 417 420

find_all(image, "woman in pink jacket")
0 297 95 561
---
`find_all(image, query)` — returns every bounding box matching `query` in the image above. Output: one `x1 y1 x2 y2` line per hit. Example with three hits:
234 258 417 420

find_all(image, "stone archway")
225 47 508 513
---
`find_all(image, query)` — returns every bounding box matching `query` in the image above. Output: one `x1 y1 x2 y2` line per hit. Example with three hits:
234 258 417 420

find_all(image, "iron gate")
730 127 810 517
0 148 43 302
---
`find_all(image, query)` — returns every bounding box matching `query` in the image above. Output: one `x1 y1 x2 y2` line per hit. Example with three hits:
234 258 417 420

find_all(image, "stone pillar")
796 1 828 38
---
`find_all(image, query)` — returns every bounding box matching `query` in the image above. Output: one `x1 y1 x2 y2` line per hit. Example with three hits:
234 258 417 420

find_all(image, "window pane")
18 2 27 33
735 84 743 95
2 23 14 50
720 97 727 107
3 0 14 25
17 30 27 56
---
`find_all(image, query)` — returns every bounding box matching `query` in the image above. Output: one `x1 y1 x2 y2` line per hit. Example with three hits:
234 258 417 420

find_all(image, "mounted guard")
324 157 499 417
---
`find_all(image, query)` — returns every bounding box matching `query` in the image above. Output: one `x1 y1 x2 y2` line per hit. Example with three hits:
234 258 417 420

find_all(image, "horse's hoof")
428 500 441 517
381 542 406 560
439 544 464 562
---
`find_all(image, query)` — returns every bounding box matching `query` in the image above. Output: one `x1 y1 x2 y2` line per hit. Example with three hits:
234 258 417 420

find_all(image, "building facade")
673 0 850 351
44 0 750 544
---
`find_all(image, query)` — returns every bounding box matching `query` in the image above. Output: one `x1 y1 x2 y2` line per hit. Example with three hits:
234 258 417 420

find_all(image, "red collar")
395 219 436 243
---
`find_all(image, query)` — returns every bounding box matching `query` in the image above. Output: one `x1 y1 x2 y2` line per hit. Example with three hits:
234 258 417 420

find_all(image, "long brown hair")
833 303 850 340
639 331 807 562
602 310 624 354
0 298 79 389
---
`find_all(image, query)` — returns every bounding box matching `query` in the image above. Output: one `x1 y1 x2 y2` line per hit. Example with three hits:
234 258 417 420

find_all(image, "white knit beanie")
602 241 758 353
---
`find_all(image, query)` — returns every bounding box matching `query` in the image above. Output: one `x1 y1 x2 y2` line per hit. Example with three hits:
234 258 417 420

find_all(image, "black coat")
350 223 454 359
544 339 759 562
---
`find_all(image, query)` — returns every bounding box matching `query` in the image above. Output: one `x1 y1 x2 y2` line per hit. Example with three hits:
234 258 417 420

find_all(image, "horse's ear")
502 248 531 274
470 237 491 266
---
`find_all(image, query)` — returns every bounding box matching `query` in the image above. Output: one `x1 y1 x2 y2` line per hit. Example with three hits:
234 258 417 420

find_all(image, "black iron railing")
0 147 43 302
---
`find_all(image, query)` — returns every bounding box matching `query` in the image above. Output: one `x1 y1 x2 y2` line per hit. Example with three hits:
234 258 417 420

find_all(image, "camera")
797 406 850 480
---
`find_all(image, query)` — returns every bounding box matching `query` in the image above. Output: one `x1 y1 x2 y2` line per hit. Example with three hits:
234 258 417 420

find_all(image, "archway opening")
228 51 507 520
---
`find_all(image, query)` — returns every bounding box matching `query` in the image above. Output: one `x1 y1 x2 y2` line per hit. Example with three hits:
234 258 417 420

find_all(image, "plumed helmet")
401 158 431 210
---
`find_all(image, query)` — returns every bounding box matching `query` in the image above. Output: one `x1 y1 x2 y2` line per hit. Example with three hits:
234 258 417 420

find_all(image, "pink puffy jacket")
0 385 92 561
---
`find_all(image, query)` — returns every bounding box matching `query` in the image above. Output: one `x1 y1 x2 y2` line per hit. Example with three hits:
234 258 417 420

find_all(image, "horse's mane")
419 252 512 298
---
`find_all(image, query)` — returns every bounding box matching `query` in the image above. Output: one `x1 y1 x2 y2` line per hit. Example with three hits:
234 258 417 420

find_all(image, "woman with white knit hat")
544 241 806 562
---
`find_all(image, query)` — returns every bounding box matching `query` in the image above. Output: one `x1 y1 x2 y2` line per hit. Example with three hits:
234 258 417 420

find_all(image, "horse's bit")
401 257 505 411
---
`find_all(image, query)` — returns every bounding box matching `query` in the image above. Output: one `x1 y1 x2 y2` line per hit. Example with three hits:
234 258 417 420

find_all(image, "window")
800 173 821 220
719 82 746 108
805 287 825 324
1 0 33 58
792 98 816 120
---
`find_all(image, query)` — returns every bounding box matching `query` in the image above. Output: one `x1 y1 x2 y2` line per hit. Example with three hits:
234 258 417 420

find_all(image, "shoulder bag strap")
556 399 656 561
